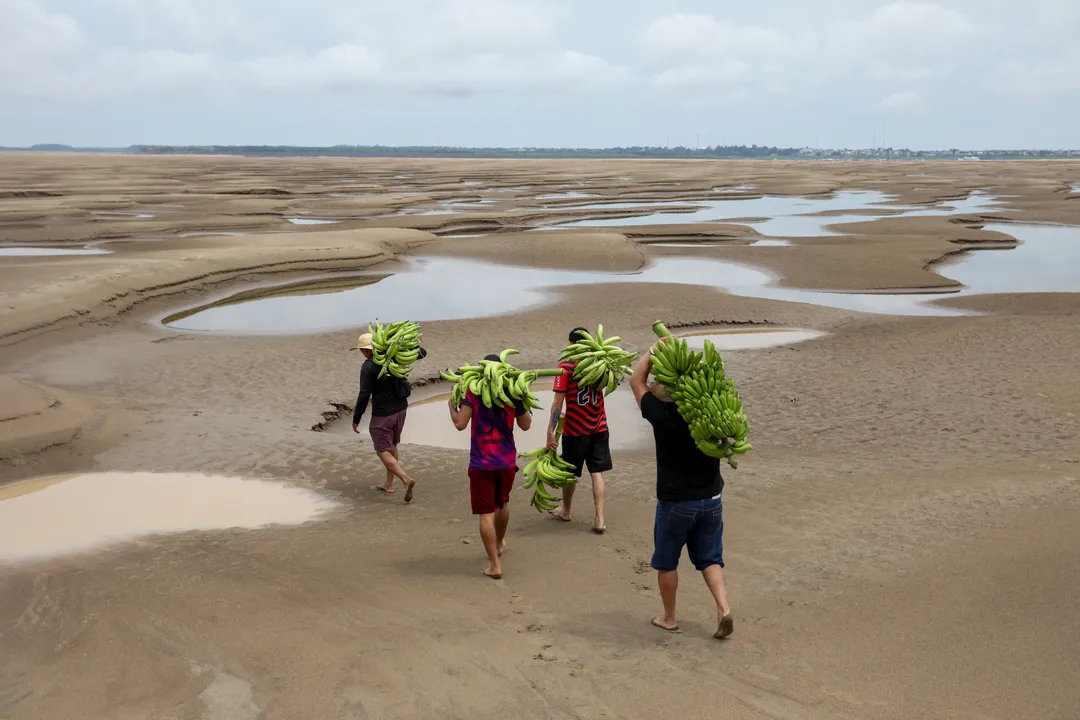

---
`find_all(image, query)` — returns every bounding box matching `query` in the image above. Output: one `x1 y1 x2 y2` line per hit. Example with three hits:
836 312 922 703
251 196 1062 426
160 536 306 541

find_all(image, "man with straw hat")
350 331 427 503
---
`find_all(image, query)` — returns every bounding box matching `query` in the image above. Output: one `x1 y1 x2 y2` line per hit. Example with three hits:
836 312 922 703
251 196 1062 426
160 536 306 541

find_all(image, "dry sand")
1 154 1079 720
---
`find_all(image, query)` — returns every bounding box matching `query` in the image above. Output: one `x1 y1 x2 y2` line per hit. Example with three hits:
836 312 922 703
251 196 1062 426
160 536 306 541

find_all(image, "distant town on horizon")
2 143 1079 161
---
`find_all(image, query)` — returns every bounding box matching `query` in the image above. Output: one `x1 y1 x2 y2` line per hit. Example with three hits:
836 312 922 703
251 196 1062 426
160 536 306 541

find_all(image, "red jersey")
553 361 609 437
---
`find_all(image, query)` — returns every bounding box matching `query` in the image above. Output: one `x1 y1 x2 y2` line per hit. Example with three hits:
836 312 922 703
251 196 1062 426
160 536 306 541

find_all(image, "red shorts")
469 467 517 515
368 410 406 453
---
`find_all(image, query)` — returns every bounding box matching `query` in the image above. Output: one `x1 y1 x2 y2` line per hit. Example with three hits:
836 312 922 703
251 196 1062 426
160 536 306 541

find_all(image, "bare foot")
592 521 606 534
651 616 679 632
483 567 503 580
550 506 571 522
497 540 507 557
714 614 734 639
404 480 416 504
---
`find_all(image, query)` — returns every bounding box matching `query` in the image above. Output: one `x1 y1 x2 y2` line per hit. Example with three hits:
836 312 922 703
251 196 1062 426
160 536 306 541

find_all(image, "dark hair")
483 353 501 362
569 326 589 343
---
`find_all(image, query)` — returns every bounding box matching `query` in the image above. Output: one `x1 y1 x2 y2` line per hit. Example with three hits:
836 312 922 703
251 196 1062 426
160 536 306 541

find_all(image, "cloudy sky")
2 0 1078 149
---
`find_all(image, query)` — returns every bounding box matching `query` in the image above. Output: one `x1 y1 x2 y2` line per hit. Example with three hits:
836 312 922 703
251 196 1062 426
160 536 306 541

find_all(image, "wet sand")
1 154 1079 720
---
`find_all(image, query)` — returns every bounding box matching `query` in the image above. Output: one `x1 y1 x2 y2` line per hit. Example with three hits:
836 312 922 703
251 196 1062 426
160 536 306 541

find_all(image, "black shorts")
560 431 613 477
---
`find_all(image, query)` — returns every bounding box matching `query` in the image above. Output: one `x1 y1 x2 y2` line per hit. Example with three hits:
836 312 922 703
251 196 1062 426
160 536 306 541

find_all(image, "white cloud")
0 0 86 94
240 45 382 93
998 54 1080 94
1 0 1079 147
878 90 926 112
0 0 624 100
642 2 976 103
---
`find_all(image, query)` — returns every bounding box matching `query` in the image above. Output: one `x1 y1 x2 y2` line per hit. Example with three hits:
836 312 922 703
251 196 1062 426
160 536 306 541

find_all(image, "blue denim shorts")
651 496 724 572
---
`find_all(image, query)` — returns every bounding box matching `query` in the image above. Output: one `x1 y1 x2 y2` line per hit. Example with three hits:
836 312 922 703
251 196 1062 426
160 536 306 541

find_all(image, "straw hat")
349 332 373 351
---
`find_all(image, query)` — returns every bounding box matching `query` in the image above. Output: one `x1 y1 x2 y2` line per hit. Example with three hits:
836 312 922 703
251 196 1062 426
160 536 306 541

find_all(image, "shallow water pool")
0 472 337 563
288 218 341 225
0 246 111 256
160 222 1080 333
680 328 826 350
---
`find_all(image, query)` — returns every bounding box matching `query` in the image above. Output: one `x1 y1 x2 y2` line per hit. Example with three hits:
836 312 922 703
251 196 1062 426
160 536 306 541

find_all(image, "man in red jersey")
546 327 611 533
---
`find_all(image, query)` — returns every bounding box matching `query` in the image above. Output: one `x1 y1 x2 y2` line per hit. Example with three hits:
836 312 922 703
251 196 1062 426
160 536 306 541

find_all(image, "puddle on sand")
753 239 793 247
901 191 1011 217
159 218 1080 334
175 231 251 238
552 191 896 230
163 254 975 334
0 246 111 256
942 224 1080 294
343 383 651 452
552 190 1012 237
444 199 501 207
288 218 341 225
680 327 825 350
648 241 729 248
162 274 388 329
553 200 706 211
536 191 600 200
93 211 155 221
0 472 337 564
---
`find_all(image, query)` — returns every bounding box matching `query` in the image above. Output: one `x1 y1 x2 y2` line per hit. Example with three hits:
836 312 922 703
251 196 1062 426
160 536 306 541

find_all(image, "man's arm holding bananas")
351 361 377 433
448 396 473 431
545 392 566 451
630 344 656 408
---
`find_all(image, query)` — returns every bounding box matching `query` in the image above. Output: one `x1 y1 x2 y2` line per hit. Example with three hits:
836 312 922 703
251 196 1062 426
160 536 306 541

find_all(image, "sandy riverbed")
1 154 1079 720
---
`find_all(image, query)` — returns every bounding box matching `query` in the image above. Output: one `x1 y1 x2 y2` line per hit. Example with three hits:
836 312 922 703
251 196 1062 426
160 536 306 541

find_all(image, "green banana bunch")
559 323 639 394
440 349 562 411
370 320 423 379
651 321 751 469
521 415 578 512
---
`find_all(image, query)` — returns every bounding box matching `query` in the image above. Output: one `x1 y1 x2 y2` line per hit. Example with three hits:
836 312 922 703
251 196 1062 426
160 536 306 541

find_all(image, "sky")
2 0 1079 149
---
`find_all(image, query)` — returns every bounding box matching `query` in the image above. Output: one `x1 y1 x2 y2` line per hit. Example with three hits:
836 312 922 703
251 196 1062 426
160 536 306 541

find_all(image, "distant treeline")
123 145 1080 160
131 144 808 159
3 144 1078 160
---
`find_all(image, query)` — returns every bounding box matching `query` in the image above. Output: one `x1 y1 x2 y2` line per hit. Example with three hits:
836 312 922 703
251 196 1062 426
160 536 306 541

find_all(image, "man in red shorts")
350 331 426 503
448 354 533 579
546 326 612 533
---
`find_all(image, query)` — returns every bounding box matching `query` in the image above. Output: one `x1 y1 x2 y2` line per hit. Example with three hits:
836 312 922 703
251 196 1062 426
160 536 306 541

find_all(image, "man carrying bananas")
350 332 427 503
448 354 533 579
546 327 612 533
629 338 734 640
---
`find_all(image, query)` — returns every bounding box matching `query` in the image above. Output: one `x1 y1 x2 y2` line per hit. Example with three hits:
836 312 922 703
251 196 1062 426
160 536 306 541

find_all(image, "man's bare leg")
382 448 396 492
591 472 606 531
494 504 510 557
377 449 415 501
702 564 734 638
478 513 502 578
552 483 575 521
391 447 409 489
652 570 679 630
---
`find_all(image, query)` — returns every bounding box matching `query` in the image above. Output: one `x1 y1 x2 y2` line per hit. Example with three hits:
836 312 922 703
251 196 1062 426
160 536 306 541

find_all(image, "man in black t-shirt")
630 338 734 640
349 332 427 503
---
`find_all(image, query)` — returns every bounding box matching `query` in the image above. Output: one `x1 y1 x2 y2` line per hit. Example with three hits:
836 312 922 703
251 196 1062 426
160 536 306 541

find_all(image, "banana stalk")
370 319 423 379
441 349 561 411
521 414 578 512
559 323 639 395
651 320 751 468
